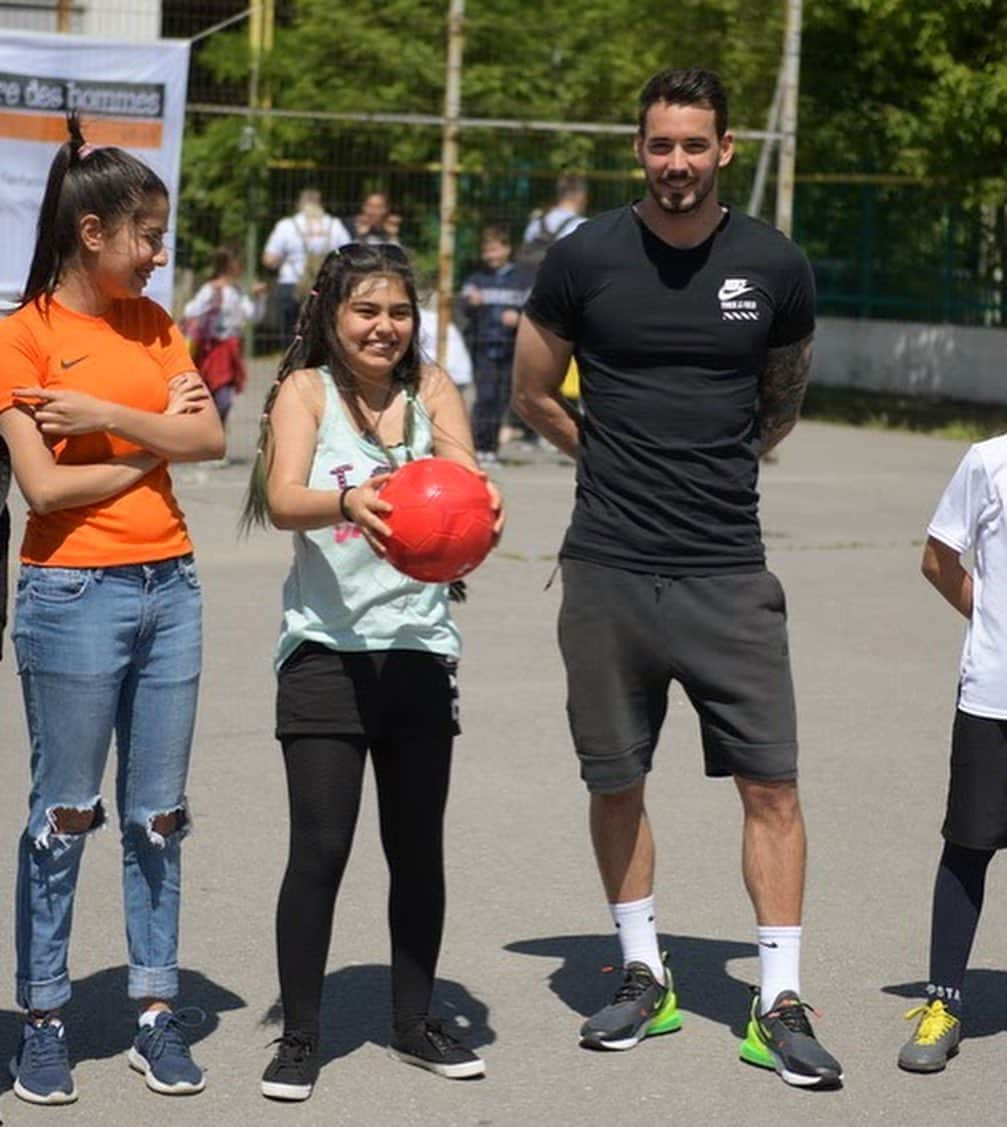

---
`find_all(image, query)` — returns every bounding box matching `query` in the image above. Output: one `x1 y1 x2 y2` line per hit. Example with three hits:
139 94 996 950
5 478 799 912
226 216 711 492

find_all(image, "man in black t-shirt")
513 68 843 1088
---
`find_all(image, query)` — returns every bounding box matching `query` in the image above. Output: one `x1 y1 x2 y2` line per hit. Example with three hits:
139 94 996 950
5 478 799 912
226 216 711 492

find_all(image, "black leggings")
276 731 453 1039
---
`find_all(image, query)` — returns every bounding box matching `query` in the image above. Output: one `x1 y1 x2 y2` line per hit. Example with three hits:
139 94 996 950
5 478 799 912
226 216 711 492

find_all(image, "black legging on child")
928 840 994 1012
276 731 453 1039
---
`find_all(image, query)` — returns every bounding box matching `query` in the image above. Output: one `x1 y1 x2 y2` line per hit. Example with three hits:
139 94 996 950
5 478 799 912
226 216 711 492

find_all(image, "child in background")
183 246 266 434
899 435 1007 1072
459 227 529 466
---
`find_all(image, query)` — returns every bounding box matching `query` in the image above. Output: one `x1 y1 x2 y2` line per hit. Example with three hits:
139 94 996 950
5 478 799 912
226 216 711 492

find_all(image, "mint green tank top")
275 367 461 670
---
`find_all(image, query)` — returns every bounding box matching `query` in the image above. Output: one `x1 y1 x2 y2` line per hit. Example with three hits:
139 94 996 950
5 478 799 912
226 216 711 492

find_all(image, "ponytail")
21 111 168 309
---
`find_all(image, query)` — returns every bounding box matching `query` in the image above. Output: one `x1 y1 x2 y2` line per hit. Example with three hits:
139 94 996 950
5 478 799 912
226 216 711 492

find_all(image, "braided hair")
240 243 423 532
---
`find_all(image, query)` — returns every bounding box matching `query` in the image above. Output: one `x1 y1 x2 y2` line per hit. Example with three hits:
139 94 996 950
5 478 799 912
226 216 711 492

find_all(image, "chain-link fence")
2 2 1006 371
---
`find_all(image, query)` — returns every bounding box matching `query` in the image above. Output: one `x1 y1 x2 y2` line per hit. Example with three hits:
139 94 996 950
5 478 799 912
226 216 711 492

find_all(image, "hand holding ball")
379 458 496 583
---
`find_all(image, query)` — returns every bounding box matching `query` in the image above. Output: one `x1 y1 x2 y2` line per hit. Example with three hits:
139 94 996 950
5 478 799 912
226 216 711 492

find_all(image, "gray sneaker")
579 961 682 1050
739 989 843 1087
898 1000 961 1073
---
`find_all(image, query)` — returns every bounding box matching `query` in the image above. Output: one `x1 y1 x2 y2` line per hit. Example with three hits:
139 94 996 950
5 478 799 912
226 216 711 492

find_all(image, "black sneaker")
579 961 682 1050
388 1018 485 1079
739 989 843 1088
261 1032 319 1101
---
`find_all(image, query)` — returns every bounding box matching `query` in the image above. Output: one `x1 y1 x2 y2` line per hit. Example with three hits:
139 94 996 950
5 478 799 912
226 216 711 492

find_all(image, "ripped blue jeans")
12 557 202 1011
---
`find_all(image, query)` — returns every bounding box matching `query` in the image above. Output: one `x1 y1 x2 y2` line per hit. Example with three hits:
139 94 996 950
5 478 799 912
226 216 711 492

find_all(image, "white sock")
610 895 664 983
757 925 801 1013
138 1007 166 1029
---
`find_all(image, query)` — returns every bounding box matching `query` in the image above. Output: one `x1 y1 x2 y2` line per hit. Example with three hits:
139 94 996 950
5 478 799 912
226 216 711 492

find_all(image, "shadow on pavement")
505 932 757 1036
0 966 246 1095
882 971 1007 1038
259 963 494 1066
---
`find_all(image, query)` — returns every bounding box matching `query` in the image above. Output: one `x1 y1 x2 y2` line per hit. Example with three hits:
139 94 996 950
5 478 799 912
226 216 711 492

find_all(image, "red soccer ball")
380 457 496 583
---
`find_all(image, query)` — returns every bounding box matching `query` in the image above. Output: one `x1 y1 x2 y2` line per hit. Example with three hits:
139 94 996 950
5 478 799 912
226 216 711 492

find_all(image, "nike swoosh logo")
718 282 755 302
60 355 89 369
758 940 779 948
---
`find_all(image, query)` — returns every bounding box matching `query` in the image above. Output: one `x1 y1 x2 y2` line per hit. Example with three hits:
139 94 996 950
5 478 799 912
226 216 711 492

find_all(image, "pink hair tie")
78 143 97 159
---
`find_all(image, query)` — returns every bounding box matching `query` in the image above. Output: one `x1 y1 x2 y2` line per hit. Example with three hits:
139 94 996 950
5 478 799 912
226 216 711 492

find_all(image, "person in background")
521 174 588 249
418 294 473 394
459 226 529 466
347 191 402 246
183 246 266 442
262 189 351 345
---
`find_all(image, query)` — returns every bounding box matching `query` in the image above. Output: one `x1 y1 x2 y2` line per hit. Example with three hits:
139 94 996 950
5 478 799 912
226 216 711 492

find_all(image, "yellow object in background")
561 357 580 400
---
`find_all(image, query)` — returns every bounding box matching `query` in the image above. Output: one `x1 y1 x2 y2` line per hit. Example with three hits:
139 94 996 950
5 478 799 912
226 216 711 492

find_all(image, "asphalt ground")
0 409 1001 1126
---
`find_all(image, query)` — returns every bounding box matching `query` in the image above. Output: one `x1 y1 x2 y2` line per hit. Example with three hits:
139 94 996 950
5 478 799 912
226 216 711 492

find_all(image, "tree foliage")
801 0 1007 202
178 0 1007 320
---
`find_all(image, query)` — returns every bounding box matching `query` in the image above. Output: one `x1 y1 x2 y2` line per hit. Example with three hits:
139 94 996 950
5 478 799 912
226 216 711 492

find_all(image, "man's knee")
591 780 647 826
736 776 802 827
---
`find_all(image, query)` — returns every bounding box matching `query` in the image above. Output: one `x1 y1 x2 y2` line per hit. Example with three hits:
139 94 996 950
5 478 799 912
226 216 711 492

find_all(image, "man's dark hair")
637 68 729 138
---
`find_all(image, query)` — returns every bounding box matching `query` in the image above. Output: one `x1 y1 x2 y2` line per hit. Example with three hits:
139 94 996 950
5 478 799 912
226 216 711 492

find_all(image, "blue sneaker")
10 1017 78 1104
128 1011 205 1095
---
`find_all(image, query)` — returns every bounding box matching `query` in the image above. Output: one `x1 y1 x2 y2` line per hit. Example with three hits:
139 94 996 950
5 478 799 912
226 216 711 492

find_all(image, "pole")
774 0 803 237
436 0 464 371
57 0 70 32
243 3 269 353
747 66 783 219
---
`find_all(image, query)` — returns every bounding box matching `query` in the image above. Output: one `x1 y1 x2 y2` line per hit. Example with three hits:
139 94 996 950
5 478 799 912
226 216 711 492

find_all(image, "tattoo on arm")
757 334 813 454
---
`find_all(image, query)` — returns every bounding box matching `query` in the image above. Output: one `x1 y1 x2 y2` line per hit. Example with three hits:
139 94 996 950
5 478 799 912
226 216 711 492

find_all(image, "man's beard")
648 170 715 214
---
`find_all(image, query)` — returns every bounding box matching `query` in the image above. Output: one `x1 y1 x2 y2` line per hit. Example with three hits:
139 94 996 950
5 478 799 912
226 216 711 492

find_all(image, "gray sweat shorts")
557 558 798 794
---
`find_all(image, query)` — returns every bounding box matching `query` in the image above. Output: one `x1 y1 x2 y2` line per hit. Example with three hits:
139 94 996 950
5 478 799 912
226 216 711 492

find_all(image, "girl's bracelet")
339 485 357 523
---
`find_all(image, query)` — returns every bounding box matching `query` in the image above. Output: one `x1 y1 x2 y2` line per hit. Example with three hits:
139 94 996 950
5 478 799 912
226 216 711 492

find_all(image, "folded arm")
0 405 160 515
14 372 225 463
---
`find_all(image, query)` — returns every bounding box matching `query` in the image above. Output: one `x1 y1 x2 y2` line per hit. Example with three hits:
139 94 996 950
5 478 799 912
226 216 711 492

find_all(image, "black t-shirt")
524 204 815 575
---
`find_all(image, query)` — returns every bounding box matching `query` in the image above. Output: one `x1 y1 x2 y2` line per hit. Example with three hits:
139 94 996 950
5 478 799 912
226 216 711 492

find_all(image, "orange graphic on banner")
0 112 162 148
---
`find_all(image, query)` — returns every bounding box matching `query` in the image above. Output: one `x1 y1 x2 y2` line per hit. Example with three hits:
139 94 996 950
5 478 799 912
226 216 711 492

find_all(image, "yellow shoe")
897 999 961 1073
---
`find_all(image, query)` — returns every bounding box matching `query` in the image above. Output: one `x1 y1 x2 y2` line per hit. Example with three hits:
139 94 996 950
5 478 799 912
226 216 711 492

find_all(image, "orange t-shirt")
0 296 196 566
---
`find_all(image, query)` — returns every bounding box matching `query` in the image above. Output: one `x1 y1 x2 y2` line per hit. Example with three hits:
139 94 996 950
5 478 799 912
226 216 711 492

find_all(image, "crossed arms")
0 373 225 515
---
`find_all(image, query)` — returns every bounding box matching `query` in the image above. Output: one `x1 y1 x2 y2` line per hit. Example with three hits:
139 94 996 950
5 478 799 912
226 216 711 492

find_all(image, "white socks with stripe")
757 925 802 1013
611 895 665 984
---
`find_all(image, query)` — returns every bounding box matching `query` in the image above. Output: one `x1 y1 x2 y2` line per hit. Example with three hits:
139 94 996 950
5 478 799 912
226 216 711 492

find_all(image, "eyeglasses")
137 226 171 255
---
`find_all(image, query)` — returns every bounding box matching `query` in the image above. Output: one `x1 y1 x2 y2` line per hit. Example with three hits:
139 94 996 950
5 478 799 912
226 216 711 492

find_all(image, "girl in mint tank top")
241 244 503 1099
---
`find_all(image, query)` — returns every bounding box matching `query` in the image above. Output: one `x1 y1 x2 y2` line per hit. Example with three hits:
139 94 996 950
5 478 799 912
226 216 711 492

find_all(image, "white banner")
0 30 190 312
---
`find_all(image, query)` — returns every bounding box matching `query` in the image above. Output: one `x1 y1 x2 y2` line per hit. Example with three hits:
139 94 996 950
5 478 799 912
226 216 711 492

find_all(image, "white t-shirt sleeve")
182 283 214 321
928 446 996 554
264 217 293 260
329 217 352 250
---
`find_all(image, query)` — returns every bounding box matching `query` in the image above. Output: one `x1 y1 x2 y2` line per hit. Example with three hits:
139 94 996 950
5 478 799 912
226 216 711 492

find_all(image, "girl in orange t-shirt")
0 114 224 1106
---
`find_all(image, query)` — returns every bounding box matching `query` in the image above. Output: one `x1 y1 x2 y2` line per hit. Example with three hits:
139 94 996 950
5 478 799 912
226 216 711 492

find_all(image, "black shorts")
942 709 1007 850
557 559 798 794
276 642 460 742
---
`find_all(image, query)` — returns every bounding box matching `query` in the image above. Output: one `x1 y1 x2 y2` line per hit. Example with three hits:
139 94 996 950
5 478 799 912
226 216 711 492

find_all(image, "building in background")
0 0 161 40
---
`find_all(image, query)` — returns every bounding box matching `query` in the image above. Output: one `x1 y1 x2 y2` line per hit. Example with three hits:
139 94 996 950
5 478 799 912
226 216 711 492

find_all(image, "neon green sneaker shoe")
579 960 682 1050
739 989 843 1088
897 1000 961 1073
